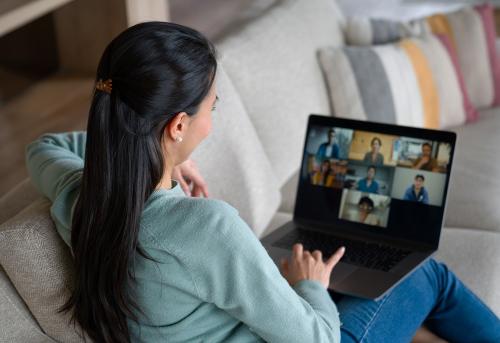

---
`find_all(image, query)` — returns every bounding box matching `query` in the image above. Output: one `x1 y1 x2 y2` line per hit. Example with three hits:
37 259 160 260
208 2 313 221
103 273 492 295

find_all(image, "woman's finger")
185 167 209 197
326 246 345 271
312 250 322 262
172 167 191 196
192 185 203 197
178 176 191 196
292 243 303 260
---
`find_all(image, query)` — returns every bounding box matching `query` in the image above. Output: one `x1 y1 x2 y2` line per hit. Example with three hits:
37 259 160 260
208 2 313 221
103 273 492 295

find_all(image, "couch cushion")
435 227 500 317
0 265 54 342
445 107 500 232
191 66 281 237
217 0 345 187
0 198 87 342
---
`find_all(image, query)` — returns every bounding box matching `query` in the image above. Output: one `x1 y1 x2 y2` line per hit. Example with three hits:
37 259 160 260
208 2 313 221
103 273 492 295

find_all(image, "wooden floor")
0 0 259 196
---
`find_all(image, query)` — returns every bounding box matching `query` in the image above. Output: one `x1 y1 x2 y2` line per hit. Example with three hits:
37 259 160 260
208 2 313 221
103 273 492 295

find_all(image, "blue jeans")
329 259 500 342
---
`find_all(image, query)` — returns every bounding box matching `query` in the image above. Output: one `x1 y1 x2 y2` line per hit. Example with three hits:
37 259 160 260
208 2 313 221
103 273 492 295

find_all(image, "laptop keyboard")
273 229 412 272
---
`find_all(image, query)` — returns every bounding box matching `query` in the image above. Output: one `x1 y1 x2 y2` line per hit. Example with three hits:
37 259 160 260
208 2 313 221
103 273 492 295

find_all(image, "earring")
175 136 183 143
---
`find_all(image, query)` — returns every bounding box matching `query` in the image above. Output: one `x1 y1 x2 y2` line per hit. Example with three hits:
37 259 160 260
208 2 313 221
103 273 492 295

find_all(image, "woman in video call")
413 142 439 171
26 23 499 343
311 159 334 187
363 136 384 166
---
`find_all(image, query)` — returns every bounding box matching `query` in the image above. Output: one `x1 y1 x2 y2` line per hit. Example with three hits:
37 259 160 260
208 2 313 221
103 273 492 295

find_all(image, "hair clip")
96 79 113 94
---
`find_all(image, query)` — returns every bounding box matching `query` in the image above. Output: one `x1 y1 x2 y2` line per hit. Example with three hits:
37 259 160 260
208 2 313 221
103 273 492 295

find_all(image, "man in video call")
316 128 340 162
403 174 429 204
413 142 438 171
356 165 379 194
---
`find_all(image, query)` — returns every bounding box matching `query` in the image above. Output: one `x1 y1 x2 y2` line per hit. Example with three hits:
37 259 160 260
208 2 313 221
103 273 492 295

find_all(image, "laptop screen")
294 115 456 247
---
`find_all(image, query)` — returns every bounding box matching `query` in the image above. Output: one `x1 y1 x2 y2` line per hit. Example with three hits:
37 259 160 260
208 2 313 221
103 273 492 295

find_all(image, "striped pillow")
319 35 467 129
345 6 497 110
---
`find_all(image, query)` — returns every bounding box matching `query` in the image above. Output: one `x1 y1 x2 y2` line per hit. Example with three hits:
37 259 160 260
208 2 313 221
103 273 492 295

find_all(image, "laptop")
262 115 456 300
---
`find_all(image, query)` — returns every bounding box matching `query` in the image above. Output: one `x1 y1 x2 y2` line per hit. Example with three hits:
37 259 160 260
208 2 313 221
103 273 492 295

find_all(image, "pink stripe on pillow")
436 34 479 122
475 4 500 106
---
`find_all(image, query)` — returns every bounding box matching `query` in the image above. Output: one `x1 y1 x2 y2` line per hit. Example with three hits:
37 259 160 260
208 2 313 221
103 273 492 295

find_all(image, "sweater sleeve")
186 202 341 343
25 131 86 202
25 132 86 247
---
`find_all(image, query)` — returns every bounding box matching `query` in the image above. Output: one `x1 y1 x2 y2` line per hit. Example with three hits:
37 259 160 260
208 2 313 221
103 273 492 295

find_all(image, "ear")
164 112 190 142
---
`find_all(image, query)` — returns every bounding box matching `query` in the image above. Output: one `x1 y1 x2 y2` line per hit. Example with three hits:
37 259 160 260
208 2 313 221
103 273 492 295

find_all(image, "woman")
26 22 499 342
311 159 334 187
363 137 384 166
345 196 380 226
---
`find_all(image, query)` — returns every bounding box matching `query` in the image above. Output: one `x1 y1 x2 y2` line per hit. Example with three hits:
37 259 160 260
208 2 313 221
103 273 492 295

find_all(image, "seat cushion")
0 265 54 342
0 198 87 342
217 0 345 187
445 107 500 232
191 66 281 237
435 227 500 317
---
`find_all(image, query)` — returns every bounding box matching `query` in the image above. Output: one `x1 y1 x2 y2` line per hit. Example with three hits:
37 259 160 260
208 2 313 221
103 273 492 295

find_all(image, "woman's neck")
156 164 174 190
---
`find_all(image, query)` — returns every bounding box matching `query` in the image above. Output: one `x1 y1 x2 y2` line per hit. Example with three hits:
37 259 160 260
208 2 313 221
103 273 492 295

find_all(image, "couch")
1 0 499 341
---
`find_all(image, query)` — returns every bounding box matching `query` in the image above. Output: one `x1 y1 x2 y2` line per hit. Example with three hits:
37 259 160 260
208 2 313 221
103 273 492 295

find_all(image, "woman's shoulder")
140 193 247 252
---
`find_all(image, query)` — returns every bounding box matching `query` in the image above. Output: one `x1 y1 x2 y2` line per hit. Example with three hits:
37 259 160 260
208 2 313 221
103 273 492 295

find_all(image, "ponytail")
60 22 217 343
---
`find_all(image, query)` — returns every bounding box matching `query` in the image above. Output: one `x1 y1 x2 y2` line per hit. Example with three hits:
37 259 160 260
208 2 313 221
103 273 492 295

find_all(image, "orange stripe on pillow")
400 39 440 129
427 15 457 50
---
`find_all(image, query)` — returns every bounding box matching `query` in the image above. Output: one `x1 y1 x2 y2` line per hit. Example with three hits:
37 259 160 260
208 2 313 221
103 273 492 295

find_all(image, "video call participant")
316 128 339 161
413 142 438 171
363 137 384 166
311 159 334 187
403 174 429 204
346 196 380 226
356 165 379 194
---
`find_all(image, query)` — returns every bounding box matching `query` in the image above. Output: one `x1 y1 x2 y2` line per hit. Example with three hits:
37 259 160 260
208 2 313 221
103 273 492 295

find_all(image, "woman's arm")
25 131 86 202
187 202 341 343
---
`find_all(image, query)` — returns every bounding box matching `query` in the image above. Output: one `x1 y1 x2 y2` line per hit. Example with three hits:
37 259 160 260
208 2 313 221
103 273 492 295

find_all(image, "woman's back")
26 131 340 342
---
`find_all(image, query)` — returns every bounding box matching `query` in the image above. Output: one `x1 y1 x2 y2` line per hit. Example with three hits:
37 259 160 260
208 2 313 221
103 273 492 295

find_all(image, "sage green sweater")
26 131 341 343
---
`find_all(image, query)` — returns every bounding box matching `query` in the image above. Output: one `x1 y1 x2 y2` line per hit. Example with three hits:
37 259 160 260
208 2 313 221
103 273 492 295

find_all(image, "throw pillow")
319 35 466 129
345 5 497 110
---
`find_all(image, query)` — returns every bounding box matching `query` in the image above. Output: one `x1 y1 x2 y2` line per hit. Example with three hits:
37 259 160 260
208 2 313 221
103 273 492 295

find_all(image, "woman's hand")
280 243 345 289
172 159 209 197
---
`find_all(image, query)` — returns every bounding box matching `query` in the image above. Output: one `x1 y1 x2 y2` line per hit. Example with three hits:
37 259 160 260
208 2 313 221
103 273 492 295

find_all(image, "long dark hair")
60 22 217 343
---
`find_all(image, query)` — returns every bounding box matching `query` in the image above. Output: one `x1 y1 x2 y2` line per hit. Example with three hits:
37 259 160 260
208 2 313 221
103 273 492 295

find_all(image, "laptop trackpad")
330 262 357 285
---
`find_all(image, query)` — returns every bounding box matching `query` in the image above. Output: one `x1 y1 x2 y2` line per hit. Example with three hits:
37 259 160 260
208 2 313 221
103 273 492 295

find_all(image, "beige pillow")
0 198 88 342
